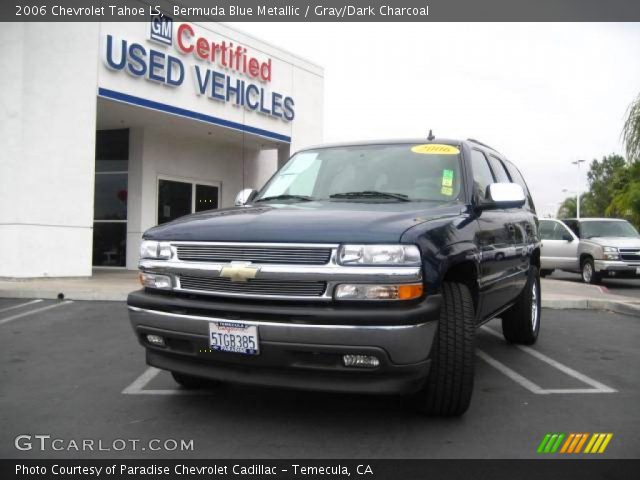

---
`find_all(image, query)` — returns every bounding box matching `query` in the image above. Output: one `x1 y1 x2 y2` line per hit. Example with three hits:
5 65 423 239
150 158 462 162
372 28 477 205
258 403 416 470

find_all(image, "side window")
539 221 556 240
470 150 495 201
563 220 580 237
503 160 534 211
488 155 511 183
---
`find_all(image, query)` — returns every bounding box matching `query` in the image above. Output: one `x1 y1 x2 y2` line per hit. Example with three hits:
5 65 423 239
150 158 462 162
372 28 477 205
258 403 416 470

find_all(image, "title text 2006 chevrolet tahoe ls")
127 138 541 416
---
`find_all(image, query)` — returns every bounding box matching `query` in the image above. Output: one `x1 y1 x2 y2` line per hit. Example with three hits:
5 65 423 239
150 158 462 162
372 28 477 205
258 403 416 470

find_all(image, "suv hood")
584 237 640 248
144 201 463 244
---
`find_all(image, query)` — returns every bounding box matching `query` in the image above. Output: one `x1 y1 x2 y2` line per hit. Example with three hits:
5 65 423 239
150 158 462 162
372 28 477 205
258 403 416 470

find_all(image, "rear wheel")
501 266 541 345
171 371 219 389
415 282 475 416
581 257 601 284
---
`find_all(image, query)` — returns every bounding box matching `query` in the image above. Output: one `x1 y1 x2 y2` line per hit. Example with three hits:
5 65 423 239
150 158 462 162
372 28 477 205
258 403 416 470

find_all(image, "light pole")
571 159 586 219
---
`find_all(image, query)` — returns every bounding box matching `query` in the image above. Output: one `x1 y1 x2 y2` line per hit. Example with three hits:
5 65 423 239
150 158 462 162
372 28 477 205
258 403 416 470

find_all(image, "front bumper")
594 260 640 277
127 290 441 394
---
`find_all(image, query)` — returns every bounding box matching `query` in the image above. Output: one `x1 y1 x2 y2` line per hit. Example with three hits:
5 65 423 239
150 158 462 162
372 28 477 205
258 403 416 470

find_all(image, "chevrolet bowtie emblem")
219 263 260 282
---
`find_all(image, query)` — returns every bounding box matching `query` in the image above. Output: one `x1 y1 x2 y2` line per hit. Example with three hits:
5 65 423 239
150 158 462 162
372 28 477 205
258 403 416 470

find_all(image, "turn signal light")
397 284 424 300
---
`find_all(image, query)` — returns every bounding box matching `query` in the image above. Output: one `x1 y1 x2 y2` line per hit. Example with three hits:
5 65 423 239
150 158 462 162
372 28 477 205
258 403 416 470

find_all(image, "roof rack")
467 138 500 153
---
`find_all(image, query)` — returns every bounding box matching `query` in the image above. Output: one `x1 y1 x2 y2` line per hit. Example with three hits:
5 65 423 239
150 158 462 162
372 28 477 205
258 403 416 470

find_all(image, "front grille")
175 244 332 265
619 248 640 262
178 274 327 297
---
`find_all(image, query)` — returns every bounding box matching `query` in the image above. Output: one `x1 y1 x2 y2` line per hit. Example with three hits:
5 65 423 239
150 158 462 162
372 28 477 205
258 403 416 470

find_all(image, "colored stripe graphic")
584 433 613 454
539 433 613 454
537 433 565 453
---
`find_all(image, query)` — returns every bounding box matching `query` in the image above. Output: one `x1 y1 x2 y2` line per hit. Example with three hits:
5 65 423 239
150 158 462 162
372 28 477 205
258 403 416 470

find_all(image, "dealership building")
0 20 324 278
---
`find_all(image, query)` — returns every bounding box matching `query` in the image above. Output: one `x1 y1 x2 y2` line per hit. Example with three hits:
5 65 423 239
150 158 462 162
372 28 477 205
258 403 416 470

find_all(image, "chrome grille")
175 244 332 265
619 248 640 262
178 274 327 297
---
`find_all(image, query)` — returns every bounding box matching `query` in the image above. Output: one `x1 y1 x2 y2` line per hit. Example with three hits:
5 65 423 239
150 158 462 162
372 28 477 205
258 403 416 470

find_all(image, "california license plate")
209 321 259 355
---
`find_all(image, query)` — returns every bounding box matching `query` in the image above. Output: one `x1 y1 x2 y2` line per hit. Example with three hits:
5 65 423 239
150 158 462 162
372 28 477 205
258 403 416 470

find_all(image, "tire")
501 265 541 345
540 269 553 278
415 282 475 417
581 257 601 284
171 371 219 389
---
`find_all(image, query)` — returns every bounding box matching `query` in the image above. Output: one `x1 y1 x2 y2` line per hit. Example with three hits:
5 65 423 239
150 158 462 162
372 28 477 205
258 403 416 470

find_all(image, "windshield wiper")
329 190 410 202
255 194 313 203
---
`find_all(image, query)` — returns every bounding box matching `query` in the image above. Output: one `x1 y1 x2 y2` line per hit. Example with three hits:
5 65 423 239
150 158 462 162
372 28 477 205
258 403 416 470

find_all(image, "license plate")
209 321 259 355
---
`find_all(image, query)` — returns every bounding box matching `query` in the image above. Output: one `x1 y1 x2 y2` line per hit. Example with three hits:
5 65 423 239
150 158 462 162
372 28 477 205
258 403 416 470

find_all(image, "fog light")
343 354 380 368
334 283 423 301
146 334 165 346
139 272 172 289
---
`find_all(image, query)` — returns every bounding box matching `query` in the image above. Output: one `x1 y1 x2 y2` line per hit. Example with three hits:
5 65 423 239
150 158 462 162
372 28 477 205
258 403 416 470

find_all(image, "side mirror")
234 188 257 207
562 233 574 242
480 183 526 209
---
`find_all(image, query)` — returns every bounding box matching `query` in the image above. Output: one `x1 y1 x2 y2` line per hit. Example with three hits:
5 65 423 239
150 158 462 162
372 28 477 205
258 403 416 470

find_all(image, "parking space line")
0 300 73 325
478 326 617 394
476 349 546 394
0 299 43 314
122 367 212 396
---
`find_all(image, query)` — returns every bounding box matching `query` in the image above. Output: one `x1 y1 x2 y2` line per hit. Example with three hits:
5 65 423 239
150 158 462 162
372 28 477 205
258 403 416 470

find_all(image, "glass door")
157 177 220 225
93 129 128 267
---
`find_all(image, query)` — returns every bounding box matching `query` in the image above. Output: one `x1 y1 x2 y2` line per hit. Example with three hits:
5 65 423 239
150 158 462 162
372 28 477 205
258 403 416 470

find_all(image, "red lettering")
248 58 260 78
196 37 209 59
176 23 194 53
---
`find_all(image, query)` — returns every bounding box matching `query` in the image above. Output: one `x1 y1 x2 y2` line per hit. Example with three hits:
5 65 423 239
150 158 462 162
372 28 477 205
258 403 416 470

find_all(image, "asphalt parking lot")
1 297 638 459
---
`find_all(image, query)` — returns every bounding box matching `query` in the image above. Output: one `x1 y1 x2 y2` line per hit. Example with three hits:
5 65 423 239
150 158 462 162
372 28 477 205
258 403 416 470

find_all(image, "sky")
229 22 640 217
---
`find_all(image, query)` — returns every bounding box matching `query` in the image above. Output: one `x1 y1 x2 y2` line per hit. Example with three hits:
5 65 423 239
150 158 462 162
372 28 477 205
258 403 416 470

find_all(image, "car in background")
540 217 640 284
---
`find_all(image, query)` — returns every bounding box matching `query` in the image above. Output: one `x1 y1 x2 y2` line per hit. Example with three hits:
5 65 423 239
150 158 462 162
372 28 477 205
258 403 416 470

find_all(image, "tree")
623 92 640 163
557 196 577 218
606 161 640 227
584 154 626 217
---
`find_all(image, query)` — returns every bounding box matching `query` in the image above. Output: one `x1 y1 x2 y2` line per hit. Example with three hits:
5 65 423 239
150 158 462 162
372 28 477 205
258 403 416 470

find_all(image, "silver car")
540 217 640 284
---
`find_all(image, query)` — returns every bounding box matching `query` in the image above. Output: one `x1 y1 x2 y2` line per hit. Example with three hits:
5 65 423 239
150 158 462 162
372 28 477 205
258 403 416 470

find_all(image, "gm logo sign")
149 13 173 45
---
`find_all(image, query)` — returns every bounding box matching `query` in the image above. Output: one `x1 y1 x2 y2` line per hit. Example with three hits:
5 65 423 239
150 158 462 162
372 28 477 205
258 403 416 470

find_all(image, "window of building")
158 177 220 225
93 129 128 267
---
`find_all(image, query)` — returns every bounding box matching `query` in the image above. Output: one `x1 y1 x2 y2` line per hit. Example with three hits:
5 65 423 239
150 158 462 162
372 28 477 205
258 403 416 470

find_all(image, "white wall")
0 21 323 277
0 23 99 278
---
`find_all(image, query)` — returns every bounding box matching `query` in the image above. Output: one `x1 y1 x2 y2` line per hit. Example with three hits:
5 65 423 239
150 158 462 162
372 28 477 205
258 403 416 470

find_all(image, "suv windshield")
580 220 640 239
257 144 463 202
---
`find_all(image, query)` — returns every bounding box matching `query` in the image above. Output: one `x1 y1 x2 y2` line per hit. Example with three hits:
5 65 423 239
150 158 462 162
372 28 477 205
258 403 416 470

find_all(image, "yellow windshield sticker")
441 186 453 196
411 144 460 155
442 169 454 188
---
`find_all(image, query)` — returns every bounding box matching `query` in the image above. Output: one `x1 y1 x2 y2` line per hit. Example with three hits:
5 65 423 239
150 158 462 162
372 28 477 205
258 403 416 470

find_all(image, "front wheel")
501 265 541 345
415 282 475 417
581 257 601 284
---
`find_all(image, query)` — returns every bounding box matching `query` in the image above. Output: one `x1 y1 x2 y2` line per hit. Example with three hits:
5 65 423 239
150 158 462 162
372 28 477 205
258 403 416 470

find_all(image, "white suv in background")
540 218 640 284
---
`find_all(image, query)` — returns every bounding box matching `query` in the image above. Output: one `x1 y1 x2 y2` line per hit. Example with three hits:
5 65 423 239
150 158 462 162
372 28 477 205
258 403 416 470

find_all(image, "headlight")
603 246 619 260
334 283 423 301
139 272 172 290
338 244 421 266
140 240 172 259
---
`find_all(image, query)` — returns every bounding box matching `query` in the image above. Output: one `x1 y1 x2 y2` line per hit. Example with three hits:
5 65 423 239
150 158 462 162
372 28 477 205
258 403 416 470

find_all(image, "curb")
0 289 131 302
542 298 640 317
